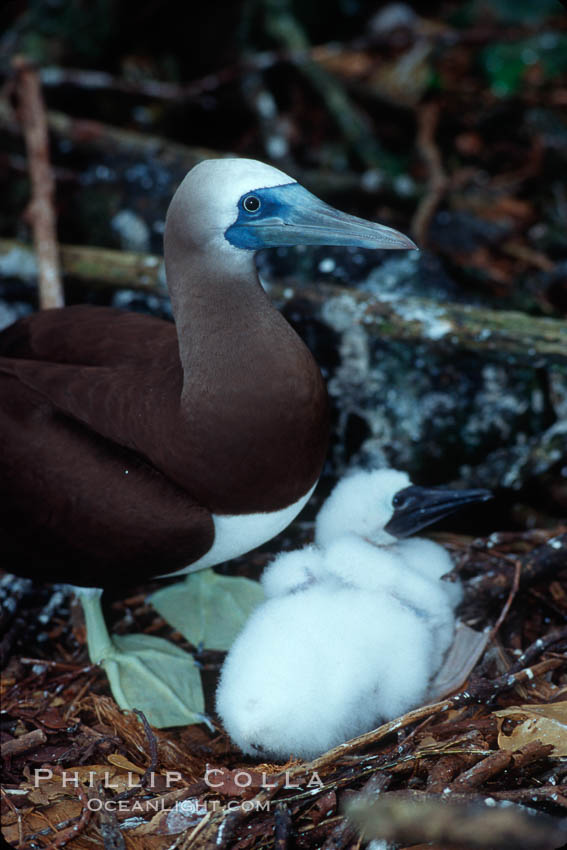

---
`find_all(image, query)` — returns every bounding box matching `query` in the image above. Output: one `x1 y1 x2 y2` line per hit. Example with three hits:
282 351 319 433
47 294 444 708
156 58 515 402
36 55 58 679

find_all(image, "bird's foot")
149 568 264 651
78 588 205 728
98 632 206 728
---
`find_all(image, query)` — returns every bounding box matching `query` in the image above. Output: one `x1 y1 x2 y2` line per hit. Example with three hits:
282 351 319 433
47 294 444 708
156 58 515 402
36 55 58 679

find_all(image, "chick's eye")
243 195 261 213
393 493 405 509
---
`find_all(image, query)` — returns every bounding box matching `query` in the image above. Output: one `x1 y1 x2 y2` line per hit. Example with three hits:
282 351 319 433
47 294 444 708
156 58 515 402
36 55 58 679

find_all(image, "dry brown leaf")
26 780 68 806
38 707 70 729
366 41 432 106
129 791 204 835
495 701 567 756
107 753 145 774
312 47 374 79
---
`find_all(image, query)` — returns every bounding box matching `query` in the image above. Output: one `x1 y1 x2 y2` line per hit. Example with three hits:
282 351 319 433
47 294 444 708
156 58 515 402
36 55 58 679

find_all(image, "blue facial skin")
225 184 308 250
224 182 417 252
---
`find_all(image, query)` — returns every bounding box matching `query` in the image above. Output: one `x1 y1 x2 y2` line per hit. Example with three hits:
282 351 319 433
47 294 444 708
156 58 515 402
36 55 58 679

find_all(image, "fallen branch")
0 728 47 758
466 533 567 604
39 64 242 101
309 282 567 361
448 749 513 790
11 56 64 309
2 239 566 362
0 95 221 172
0 238 165 292
346 795 567 850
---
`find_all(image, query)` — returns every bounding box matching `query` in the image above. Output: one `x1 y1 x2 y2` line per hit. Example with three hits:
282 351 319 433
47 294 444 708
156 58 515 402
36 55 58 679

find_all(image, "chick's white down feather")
315 468 410 547
216 469 463 760
216 586 435 760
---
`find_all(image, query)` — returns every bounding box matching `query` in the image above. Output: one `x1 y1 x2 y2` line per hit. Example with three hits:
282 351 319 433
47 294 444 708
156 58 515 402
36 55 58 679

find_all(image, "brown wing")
0 307 214 587
0 375 214 587
0 305 187 481
0 304 178 367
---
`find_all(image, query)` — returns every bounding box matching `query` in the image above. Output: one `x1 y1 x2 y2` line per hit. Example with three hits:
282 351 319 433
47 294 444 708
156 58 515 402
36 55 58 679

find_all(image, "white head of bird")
165 157 417 273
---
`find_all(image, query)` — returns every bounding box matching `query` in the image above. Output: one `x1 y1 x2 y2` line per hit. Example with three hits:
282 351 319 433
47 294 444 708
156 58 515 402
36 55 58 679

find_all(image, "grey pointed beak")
258 194 418 250
228 182 418 251
384 485 493 539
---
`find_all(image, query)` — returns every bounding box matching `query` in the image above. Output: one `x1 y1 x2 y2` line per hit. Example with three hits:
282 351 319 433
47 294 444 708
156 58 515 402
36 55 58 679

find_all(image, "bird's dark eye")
243 195 261 213
393 493 405 509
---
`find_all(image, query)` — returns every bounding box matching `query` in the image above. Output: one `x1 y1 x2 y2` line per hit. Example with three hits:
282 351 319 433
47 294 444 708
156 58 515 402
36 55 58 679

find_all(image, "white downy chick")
396 537 463 608
320 534 457 660
261 545 328 598
216 583 435 760
217 468 491 760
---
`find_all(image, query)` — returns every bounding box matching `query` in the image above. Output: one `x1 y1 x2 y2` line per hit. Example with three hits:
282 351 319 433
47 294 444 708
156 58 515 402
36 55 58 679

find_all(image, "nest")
1 528 566 850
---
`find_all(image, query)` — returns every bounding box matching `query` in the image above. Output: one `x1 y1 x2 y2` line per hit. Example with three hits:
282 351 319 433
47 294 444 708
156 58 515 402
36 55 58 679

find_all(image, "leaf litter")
1 527 566 850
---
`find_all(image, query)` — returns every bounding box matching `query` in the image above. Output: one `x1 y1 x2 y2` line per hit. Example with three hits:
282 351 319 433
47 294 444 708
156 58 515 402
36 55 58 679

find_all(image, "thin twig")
449 750 512 791
507 624 567 675
11 56 64 309
1 787 24 848
40 779 92 850
110 709 159 803
411 101 448 246
274 802 293 850
134 708 159 786
97 783 126 850
488 559 522 642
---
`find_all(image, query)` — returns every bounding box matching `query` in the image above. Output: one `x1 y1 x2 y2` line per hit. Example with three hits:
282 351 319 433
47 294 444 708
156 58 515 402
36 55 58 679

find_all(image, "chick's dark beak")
384 485 493 539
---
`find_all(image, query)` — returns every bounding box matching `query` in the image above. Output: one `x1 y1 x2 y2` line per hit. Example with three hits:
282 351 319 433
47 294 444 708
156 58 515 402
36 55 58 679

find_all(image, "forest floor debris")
1 527 566 849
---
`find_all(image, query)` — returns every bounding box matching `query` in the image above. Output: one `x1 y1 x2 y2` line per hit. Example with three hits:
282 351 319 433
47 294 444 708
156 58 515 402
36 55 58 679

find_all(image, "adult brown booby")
0 158 416 725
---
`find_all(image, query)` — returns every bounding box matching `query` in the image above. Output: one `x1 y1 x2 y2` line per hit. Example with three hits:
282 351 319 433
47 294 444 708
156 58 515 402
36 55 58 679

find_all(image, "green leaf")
474 0 560 24
149 569 265 651
481 33 567 97
101 632 205 728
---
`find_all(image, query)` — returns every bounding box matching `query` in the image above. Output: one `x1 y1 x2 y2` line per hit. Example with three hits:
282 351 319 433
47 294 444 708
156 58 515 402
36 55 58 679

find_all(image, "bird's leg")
74 586 207 728
77 587 114 664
